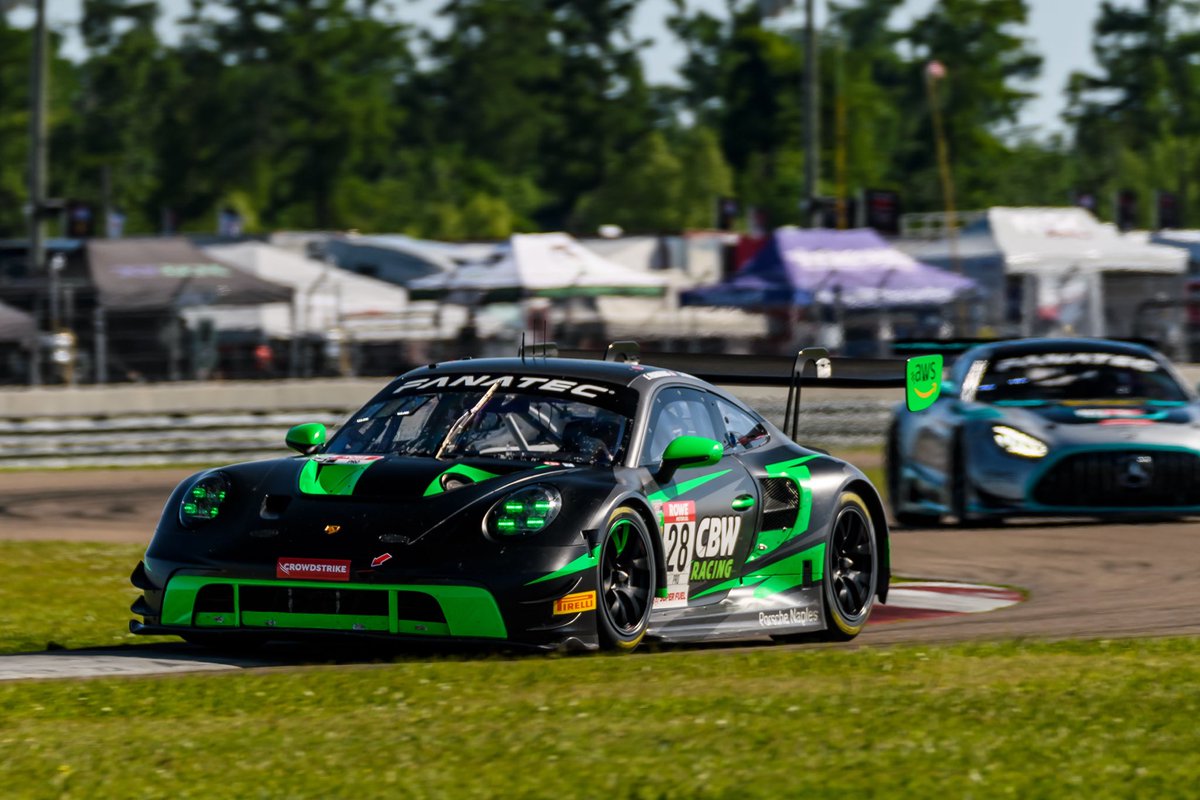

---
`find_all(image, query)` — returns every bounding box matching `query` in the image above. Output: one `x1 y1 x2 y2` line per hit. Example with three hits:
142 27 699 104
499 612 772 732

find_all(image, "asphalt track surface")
2 467 1199 678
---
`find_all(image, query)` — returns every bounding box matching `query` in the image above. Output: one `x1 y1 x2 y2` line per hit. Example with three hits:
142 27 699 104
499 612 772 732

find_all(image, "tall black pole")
27 0 47 277
804 0 819 227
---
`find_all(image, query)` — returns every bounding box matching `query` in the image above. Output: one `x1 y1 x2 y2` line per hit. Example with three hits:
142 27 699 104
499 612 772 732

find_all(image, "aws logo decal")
906 355 943 412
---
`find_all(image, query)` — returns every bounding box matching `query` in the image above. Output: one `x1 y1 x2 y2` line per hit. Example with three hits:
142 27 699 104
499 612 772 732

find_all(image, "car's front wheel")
595 507 655 652
886 427 941 528
820 491 878 641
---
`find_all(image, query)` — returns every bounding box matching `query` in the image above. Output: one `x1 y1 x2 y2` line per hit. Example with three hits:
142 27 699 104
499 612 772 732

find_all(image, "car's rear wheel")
820 491 878 641
595 507 655 652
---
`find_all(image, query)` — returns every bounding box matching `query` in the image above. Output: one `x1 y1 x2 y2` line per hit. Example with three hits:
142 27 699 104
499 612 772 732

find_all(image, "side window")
715 397 769 453
642 387 720 465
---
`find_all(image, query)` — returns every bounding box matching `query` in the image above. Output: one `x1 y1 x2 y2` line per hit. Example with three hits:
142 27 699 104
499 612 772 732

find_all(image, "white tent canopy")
186 242 454 341
409 232 669 301
988 207 1187 275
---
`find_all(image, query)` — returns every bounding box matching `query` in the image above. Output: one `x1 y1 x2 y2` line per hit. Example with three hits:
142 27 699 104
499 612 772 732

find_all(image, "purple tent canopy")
681 228 977 310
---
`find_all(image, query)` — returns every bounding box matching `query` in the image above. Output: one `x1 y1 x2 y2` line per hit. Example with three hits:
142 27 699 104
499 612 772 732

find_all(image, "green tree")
900 0 1042 211
1066 0 1200 226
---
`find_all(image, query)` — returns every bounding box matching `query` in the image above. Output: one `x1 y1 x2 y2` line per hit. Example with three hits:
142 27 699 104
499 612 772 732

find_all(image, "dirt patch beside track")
3 468 1199 645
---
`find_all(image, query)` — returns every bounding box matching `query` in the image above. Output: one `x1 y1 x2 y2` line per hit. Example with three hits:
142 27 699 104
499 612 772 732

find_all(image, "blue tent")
681 228 977 311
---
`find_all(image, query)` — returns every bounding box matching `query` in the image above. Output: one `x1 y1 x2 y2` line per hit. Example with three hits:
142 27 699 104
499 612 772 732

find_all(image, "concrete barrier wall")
3 367 1199 468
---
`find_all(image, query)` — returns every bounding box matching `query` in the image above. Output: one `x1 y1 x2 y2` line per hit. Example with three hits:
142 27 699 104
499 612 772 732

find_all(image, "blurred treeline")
0 0 1196 239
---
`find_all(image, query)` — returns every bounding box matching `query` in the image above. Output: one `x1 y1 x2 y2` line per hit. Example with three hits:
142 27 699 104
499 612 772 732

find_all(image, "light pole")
803 0 820 227
925 59 966 332
26 0 48 279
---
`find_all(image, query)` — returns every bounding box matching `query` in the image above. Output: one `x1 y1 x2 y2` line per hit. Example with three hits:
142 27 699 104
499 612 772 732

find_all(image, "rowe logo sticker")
276 558 351 581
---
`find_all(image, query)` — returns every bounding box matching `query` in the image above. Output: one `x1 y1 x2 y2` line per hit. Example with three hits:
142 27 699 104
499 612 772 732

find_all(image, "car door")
639 385 759 609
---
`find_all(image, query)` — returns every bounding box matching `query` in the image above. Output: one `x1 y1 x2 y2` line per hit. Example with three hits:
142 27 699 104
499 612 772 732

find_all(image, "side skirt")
646 585 825 643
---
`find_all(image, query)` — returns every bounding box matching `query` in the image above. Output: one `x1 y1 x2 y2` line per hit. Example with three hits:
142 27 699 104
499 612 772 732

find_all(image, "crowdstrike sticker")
276 558 351 581
394 374 616 399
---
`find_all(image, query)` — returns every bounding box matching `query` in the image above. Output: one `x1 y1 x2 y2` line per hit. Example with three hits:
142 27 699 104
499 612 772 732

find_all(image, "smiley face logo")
905 354 943 412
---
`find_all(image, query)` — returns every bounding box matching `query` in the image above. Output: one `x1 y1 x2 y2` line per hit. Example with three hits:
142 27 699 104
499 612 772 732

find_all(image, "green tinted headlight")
487 485 562 538
179 473 231 527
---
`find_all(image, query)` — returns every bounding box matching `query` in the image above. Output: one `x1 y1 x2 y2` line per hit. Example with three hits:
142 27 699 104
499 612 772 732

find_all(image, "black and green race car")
130 344 937 652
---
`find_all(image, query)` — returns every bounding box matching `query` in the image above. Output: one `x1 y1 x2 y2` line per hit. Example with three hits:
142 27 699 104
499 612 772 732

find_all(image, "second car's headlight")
487 485 562 537
991 425 1049 459
179 473 231 527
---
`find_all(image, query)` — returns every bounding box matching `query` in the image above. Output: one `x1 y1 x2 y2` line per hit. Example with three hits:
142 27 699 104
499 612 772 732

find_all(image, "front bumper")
130 557 601 651
969 444 1200 516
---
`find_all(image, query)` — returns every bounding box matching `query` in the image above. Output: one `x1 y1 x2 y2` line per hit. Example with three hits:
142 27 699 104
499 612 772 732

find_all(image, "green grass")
1 638 1199 797
0 541 171 654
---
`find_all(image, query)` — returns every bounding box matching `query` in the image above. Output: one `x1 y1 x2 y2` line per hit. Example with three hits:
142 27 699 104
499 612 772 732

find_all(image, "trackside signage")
276 558 351 581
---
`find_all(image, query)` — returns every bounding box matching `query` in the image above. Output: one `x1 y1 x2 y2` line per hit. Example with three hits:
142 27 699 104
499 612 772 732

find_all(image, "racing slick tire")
595 507 656 653
885 428 940 528
819 491 878 641
949 435 984 528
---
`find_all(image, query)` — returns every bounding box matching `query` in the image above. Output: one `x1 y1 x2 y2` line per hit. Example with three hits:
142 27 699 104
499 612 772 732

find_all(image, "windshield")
970 351 1188 403
325 387 633 466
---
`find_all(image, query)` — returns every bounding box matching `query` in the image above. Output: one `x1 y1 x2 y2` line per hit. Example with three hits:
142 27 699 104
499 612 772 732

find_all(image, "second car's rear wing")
552 341 942 441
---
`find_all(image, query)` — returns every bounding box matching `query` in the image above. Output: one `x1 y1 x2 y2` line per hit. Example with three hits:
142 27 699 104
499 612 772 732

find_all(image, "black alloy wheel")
596 508 655 652
821 492 878 641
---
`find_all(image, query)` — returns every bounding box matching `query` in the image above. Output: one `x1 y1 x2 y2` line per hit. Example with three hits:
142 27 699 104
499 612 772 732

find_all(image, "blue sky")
25 0 1105 135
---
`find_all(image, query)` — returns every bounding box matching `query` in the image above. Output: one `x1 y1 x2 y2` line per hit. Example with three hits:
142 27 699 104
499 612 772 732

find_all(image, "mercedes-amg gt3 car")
887 337 1200 525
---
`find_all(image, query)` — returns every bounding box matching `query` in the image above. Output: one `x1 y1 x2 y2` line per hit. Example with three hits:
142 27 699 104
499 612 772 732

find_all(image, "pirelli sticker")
553 591 597 615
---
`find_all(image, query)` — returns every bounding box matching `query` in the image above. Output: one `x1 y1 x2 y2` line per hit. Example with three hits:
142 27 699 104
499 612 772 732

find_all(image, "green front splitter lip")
160 575 508 639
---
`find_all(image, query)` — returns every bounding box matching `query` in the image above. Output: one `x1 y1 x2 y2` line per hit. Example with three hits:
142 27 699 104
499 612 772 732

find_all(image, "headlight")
991 425 1049 459
179 473 231 527
487 485 562 537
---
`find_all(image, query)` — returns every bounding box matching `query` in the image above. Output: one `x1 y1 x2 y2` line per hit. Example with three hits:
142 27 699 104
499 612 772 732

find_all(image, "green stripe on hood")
298 459 378 496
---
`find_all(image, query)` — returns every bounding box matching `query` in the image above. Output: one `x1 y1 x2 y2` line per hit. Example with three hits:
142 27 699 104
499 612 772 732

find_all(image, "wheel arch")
608 492 666 599
843 478 890 604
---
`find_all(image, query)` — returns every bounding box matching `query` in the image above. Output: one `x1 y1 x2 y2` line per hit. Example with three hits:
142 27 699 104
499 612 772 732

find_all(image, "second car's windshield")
325 388 632 466
970 350 1188 403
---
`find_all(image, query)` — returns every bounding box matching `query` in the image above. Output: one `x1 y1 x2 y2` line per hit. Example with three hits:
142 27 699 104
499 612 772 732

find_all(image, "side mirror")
286 422 326 455
654 435 723 485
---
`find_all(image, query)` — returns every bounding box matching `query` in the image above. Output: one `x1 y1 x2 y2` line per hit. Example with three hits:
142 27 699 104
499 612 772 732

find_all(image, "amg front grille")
1032 450 1200 508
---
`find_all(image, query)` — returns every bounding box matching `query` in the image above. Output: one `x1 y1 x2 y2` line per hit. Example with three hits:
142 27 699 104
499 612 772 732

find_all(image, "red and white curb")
869 581 1024 625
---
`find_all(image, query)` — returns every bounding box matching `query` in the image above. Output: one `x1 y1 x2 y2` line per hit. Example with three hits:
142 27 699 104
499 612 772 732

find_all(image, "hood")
202 453 596 550
292 453 545 500
994 400 1198 428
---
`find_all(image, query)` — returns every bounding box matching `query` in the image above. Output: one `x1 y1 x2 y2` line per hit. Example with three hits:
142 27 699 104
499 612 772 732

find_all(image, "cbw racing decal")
395 374 616 399
655 500 744 609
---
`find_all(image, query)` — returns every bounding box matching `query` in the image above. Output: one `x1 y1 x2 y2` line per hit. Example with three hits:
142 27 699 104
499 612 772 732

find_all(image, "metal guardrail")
0 402 895 469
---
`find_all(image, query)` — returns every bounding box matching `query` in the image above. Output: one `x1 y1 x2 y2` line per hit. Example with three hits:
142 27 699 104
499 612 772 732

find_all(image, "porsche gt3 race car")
887 337 1200 525
131 344 937 653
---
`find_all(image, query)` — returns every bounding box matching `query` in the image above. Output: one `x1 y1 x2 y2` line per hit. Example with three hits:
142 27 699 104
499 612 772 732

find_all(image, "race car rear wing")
542 341 942 441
